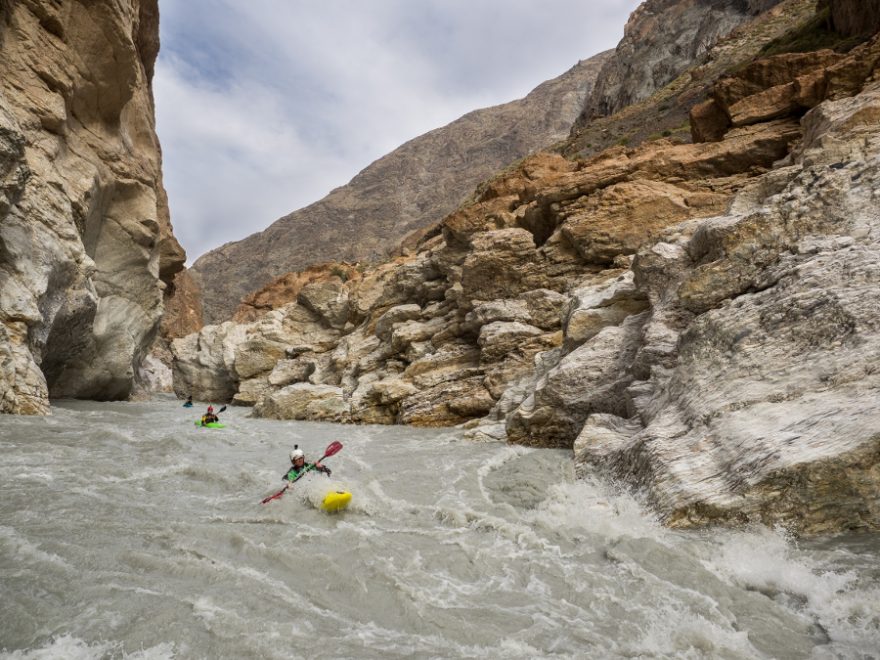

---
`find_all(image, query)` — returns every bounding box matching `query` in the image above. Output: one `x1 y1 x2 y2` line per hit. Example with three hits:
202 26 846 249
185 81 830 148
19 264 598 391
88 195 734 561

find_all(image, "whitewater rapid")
1 399 878 659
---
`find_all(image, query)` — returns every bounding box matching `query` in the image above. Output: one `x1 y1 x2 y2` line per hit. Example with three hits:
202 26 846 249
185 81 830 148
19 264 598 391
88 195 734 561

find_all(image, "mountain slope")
190 53 611 324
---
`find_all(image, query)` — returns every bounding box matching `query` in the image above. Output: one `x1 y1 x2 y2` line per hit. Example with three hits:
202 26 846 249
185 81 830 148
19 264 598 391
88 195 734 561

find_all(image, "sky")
155 1 643 264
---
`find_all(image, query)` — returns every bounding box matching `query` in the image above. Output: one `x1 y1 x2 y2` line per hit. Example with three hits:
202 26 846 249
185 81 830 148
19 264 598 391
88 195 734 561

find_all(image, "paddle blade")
218 405 227 414
261 485 288 504
322 441 343 459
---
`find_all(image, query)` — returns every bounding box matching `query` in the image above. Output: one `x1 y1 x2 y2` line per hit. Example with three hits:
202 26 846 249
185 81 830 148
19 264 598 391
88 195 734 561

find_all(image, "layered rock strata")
576 79 880 534
0 0 185 414
173 104 804 422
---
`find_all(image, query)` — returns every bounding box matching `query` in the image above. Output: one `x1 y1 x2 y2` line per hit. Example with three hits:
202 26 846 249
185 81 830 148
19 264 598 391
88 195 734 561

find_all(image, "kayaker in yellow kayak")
284 445 331 481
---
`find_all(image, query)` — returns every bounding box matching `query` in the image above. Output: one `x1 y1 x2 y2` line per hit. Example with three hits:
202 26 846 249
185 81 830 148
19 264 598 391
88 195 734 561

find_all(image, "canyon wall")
173 0 880 534
0 0 185 414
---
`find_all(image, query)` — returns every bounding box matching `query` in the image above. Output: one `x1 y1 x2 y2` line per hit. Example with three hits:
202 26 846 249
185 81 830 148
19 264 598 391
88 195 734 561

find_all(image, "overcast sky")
155 1 642 263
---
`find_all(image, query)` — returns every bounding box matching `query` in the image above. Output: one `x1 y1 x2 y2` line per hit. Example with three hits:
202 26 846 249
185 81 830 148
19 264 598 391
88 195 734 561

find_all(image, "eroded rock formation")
0 0 185 413
173 0 880 534
577 79 880 534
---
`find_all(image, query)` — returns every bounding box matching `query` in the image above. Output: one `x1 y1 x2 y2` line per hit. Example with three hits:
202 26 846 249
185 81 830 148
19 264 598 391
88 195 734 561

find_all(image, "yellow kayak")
320 490 352 512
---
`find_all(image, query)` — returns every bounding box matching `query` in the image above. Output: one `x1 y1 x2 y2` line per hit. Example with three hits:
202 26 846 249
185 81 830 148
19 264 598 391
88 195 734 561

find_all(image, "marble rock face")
575 82 880 534
0 0 185 414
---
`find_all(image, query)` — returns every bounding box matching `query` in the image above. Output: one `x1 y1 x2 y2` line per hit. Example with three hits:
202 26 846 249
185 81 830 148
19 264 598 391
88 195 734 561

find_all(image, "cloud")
155 0 642 263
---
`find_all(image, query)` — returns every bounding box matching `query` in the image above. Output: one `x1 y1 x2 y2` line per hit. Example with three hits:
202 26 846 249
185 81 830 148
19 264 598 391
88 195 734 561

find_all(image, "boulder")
519 289 569 330
267 358 316 387
460 229 554 299
253 383 350 422
506 314 647 448
390 317 448 354
233 376 271 406
403 342 482 389
374 304 422 341
477 321 544 362
398 377 495 426
564 271 650 348
297 279 350 329
349 375 419 424
171 322 246 402
463 300 531 334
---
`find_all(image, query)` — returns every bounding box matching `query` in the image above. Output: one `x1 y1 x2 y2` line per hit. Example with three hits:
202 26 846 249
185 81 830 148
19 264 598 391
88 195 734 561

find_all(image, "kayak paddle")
261 441 343 504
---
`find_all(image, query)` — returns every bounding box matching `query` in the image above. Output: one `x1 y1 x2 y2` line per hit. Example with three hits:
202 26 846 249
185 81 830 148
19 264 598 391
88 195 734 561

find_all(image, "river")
1 399 878 659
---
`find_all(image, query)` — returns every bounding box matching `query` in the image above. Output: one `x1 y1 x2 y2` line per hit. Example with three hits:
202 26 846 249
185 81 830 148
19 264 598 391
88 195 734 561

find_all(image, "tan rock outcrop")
691 36 880 144
559 180 729 264
0 0 185 413
253 383 349 422
232 263 360 324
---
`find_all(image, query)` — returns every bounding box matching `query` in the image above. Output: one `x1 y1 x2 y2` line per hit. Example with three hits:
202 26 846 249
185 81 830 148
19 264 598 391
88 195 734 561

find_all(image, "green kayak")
195 421 225 428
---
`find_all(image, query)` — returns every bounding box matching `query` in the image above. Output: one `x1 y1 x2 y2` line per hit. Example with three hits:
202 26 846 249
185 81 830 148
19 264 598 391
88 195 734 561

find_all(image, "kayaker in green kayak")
200 405 220 426
284 445 331 481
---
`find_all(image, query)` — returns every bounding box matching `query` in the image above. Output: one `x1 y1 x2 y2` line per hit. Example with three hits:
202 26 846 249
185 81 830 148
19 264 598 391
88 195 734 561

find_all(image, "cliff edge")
0 0 185 413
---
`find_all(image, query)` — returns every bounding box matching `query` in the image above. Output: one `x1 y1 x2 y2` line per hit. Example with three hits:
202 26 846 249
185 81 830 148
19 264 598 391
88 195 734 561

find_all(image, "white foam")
532 478 663 542
625 602 760 659
703 526 880 654
0 635 176 660
0 526 72 571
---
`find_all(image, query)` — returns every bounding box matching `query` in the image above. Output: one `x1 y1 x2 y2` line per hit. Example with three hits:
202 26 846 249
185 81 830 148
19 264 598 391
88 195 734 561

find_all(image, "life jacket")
285 464 311 481
284 462 328 482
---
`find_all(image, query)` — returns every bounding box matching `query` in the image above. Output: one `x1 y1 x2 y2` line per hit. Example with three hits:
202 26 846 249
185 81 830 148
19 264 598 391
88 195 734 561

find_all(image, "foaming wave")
475 445 533 480
0 634 176 660
433 503 567 562
0 525 72 572
623 602 760 660
339 619 539 659
354 478 423 517
532 477 663 542
703 527 880 656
